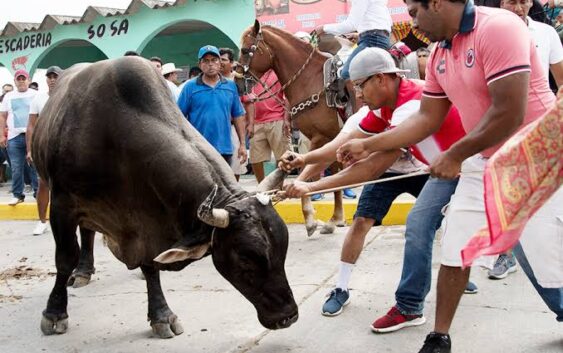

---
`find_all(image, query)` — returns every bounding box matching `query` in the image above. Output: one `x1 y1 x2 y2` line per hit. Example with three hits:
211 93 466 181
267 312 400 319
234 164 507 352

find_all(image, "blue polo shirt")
177 75 245 155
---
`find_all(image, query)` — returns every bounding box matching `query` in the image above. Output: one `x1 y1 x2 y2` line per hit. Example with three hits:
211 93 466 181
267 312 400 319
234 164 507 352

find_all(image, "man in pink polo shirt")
337 0 560 352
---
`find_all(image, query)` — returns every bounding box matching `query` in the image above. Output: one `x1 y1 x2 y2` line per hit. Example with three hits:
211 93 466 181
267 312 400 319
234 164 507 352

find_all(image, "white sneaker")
33 222 49 236
7 197 23 206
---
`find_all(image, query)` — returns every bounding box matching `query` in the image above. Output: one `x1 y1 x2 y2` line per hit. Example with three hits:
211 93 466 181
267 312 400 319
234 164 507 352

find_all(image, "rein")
240 29 323 118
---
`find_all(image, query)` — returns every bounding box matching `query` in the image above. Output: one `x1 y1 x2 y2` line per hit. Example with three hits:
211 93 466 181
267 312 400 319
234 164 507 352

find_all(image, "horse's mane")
241 24 314 53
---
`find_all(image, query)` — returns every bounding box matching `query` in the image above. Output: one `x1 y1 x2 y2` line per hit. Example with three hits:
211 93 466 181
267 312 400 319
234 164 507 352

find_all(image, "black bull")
32 57 298 338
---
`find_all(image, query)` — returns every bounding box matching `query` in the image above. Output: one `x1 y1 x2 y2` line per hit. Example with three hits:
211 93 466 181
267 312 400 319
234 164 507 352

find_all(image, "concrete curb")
0 200 414 224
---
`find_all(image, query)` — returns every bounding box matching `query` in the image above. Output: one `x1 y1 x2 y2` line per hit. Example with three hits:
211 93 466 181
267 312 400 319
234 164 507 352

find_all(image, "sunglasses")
353 75 374 92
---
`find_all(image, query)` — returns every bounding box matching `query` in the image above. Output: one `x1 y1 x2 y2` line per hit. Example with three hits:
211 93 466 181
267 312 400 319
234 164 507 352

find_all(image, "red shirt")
252 70 286 124
359 79 466 165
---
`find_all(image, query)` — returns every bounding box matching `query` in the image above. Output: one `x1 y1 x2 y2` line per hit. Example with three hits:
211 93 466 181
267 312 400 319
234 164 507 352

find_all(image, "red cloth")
461 93 563 267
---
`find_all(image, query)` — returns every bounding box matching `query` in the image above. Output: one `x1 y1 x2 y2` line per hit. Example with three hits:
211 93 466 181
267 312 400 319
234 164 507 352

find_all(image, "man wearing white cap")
281 48 468 331
162 63 182 101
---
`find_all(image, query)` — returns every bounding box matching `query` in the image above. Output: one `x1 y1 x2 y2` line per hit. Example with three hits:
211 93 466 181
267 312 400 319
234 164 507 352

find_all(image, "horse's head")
237 20 275 94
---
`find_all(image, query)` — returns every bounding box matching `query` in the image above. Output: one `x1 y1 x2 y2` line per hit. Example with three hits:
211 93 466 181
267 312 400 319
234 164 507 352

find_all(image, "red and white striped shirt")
358 79 466 165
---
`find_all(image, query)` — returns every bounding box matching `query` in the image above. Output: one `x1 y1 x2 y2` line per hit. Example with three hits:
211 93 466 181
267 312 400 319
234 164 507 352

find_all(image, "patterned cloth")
391 21 430 45
461 90 563 267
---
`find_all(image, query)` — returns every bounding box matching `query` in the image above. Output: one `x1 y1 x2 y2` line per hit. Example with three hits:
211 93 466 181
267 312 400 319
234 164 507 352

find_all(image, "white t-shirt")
29 92 49 116
0 89 37 140
340 105 424 174
323 0 392 34
167 80 180 102
528 17 563 77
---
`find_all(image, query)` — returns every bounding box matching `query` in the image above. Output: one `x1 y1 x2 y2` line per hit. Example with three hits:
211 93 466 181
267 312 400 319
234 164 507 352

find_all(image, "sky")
0 0 135 29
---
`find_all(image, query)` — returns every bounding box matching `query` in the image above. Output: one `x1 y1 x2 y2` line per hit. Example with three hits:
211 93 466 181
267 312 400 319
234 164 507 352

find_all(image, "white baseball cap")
162 63 182 76
349 47 410 81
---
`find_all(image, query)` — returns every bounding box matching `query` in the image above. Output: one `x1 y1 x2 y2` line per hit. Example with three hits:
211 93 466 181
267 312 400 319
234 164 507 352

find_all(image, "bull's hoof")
41 313 69 335
320 221 336 234
151 315 184 339
67 272 92 288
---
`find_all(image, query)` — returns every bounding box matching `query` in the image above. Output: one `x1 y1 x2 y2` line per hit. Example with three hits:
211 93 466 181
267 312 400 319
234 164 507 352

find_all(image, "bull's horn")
198 208 230 228
256 168 287 192
197 184 230 228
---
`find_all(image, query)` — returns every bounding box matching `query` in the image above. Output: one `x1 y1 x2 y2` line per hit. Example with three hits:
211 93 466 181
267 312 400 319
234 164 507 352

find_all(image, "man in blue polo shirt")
177 45 247 165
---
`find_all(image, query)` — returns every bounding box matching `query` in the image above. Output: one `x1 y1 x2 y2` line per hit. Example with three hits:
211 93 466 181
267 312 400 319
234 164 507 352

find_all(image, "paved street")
0 221 561 353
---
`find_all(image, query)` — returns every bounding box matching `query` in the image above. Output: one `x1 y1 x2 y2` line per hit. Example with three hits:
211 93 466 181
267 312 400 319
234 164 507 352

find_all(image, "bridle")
238 28 323 119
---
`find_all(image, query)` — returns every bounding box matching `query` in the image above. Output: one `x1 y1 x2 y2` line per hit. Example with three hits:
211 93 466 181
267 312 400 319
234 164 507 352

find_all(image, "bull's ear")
254 19 261 35
153 243 210 264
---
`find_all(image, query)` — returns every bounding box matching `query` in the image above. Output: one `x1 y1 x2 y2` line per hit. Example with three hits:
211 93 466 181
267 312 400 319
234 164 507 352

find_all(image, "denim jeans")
395 177 459 315
513 243 563 322
7 133 38 199
341 31 390 80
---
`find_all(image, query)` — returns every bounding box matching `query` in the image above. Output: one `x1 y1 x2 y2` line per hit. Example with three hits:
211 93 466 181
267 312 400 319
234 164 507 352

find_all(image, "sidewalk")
0 176 416 224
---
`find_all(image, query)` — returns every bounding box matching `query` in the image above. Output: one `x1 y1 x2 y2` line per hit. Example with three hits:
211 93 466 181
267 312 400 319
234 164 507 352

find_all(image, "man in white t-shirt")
26 66 62 235
0 69 38 206
501 0 563 87
315 0 392 80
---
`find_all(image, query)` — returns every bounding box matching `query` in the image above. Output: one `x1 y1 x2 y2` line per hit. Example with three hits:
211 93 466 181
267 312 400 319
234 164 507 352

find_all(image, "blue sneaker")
343 188 357 199
322 288 350 316
464 281 478 294
310 193 324 201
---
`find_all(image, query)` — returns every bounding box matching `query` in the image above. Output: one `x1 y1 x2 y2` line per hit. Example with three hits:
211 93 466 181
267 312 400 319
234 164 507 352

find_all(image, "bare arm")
284 150 402 198
26 113 38 162
0 111 7 148
233 116 247 163
550 61 563 88
336 97 452 163
445 72 528 163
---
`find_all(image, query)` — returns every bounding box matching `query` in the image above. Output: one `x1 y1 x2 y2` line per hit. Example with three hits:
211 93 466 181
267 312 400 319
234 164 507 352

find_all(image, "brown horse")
239 21 346 236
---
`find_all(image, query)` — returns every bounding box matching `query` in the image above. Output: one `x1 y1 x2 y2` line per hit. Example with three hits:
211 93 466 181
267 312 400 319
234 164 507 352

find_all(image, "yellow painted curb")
273 200 413 225
0 200 414 225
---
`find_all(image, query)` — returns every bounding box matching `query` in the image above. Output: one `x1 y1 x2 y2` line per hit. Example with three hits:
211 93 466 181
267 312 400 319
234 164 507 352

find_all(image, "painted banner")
256 0 410 33
461 91 563 267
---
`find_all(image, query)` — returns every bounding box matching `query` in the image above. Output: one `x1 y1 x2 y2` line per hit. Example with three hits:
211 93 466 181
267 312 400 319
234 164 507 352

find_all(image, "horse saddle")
323 55 351 112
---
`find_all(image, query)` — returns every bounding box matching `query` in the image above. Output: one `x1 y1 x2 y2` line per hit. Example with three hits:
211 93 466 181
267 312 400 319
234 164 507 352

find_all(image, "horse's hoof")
305 221 318 237
41 315 69 335
151 315 183 338
335 220 346 227
67 273 92 288
320 222 336 234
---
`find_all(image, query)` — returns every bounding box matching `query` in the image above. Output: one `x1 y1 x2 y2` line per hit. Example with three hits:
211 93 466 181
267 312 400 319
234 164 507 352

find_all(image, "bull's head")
155 169 298 330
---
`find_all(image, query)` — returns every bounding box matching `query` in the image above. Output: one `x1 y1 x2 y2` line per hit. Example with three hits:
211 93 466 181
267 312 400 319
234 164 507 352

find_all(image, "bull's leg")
67 227 96 288
141 265 184 338
41 202 79 335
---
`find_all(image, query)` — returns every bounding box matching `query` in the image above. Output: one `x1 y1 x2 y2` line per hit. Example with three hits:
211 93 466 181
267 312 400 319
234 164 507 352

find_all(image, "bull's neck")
271 50 325 108
211 178 249 208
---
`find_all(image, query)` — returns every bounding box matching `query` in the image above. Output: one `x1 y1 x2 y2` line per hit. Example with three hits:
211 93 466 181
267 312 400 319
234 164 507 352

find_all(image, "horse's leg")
67 227 96 288
41 196 79 335
141 264 184 338
320 163 346 234
302 195 322 237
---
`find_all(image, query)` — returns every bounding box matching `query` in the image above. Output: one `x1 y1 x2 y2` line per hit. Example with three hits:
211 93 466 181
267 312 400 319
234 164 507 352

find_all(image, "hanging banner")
256 0 410 33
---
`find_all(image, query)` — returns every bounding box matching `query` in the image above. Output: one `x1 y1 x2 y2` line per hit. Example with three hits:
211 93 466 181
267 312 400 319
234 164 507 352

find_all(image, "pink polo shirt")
423 4 555 158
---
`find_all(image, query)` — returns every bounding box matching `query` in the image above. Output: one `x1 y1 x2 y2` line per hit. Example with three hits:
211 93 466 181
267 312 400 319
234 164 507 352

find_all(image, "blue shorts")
354 173 429 225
